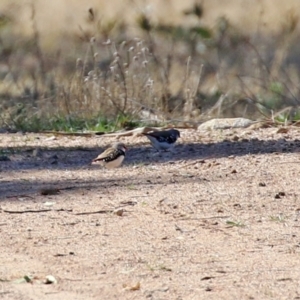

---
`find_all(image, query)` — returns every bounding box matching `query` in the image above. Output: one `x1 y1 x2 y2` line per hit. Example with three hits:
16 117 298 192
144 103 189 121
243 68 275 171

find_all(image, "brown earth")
0 127 300 299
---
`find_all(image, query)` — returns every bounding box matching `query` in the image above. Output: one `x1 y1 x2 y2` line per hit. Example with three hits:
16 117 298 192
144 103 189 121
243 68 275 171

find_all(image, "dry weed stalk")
2 4 300 131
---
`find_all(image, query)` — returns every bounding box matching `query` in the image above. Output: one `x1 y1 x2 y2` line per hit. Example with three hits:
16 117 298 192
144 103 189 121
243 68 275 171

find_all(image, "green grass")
3 112 149 133
269 214 287 223
226 220 246 227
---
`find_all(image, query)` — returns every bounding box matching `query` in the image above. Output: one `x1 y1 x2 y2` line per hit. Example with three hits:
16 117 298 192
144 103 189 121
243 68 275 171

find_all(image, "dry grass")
1 0 300 35
1 0 300 131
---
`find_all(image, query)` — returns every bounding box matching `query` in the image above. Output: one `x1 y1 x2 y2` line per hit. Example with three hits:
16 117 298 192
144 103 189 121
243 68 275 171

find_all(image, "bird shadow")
0 170 205 200
1 137 299 172
126 137 300 165
1 136 299 200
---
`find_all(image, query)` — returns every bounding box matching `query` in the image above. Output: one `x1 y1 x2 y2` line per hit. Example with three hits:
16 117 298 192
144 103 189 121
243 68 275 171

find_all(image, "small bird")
143 129 180 151
92 142 127 168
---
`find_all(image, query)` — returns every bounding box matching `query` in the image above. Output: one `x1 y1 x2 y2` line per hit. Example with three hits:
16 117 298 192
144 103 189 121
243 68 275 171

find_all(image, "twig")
193 64 204 98
3 209 52 214
30 3 45 78
101 87 124 114
276 161 300 164
75 210 113 215
194 215 230 220
40 126 195 139
119 200 138 205
50 236 74 240
2 208 72 214
40 131 96 137
99 126 161 137
5 195 34 199
177 157 212 169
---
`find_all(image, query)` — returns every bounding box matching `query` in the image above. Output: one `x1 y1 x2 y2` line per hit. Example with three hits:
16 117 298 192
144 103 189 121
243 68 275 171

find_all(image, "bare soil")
1 127 300 300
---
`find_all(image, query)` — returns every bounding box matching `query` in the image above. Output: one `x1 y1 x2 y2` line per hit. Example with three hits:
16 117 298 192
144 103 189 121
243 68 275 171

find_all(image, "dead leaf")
123 282 141 291
276 127 289 134
114 208 124 216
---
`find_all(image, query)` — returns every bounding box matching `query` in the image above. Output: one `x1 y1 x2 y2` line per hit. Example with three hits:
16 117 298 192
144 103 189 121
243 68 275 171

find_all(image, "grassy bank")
1 1 300 131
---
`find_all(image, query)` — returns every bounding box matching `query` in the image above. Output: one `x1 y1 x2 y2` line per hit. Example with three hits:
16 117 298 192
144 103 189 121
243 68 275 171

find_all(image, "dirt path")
0 127 300 299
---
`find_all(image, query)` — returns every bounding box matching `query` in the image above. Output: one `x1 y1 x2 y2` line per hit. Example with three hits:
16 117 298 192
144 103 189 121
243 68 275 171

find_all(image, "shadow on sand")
1 137 299 170
1 137 299 199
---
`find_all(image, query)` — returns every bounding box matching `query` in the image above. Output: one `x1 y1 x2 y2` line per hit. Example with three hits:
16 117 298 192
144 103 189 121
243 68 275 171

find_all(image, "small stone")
274 192 285 199
45 136 57 141
32 148 42 157
198 118 254 131
114 208 124 216
44 275 57 284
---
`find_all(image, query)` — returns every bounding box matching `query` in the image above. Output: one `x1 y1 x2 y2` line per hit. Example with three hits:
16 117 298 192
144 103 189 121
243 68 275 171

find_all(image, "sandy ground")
1 127 300 299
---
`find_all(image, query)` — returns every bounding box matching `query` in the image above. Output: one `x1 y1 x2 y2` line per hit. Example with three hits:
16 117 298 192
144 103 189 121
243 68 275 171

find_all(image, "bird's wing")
143 130 177 143
93 148 125 162
143 130 169 138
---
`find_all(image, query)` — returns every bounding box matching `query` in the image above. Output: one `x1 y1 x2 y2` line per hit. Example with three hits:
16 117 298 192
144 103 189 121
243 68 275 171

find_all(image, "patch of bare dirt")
1 127 300 299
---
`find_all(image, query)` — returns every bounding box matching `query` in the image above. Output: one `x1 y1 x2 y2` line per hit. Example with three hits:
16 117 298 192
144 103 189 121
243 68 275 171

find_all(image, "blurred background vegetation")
1 0 300 132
